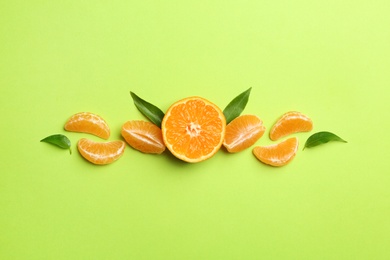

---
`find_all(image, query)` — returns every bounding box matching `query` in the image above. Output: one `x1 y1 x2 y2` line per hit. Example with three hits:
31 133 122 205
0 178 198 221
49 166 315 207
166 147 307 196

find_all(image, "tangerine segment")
64 112 110 139
121 120 165 154
161 97 226 163
77 138 125 165
223 114 265 153
253 137 299 167
269 111 313 141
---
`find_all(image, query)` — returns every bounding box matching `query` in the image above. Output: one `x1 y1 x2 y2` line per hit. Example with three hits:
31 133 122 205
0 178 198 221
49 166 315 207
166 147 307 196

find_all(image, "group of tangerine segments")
253 111 313 166
221 109 312 166
64 112 126 165
64 96 313 166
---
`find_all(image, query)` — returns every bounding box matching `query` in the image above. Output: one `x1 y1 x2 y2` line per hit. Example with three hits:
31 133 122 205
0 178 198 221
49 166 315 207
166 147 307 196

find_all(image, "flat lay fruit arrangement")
41 88 347 166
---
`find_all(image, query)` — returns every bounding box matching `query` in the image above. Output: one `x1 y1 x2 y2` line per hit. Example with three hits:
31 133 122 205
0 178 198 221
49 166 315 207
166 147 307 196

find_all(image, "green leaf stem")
130 92 165 127
223 87 252 124
41 134 72 154
303 131 347 150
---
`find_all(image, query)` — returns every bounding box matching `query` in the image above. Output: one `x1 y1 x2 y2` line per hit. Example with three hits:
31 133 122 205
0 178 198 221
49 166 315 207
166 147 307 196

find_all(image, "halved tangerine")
64 112 110 139
223 114 265 153
161 96 226 163
269 111 313 141
121 120 165 154
253 137 299 167
77 138 125 165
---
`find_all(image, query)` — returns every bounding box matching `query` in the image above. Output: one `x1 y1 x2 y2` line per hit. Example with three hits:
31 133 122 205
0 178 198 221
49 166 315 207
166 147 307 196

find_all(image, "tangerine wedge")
269 111 313 141
78 138 125 165
223 114 265 153
64 112 110 139
253 137 299 167
121 120 165 154
161 96 226 163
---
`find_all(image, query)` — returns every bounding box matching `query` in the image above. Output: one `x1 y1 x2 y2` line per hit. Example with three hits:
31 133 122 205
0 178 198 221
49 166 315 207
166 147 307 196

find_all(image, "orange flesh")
121 120 165 154
162 97 226 163
253 137 299 167
223 114 265 153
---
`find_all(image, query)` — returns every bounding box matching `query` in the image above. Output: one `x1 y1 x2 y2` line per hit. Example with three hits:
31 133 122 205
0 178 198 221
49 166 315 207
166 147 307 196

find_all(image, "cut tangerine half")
77 138 125 165
269 111 313 141
253 137 299 167
161 96 226 163
64 112 110 139
121 120 165 154
223 114 265 153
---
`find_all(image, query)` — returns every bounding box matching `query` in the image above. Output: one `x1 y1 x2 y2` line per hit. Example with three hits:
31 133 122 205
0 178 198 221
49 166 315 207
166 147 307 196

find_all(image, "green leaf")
303 131 347 150
130 92 165 127
41 134 72 154
223 87 252 124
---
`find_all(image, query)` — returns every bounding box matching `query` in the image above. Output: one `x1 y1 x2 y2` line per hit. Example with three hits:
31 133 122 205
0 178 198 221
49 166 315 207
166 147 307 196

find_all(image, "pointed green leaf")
303 131 347 150
223 87 252 124
41 134 72 154
130 91 165 127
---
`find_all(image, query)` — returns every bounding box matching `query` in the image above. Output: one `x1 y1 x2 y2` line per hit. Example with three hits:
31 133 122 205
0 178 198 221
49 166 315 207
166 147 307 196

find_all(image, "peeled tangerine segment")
64 112 110 139
121 120 165 154
269 111 313 141
77 138 125 165
253 137 299 167
223 114 265 153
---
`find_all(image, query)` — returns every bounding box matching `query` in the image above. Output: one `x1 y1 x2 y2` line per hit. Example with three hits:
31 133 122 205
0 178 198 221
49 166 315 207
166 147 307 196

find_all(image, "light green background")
1 1 389 259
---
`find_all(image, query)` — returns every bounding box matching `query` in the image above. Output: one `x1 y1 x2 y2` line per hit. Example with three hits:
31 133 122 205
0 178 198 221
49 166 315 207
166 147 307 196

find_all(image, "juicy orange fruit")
64 112 110 139
269 111 313 141
161 97 226 163
121 120 165 154
253 137 299 167
223 114 265 153
77 138 125 165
